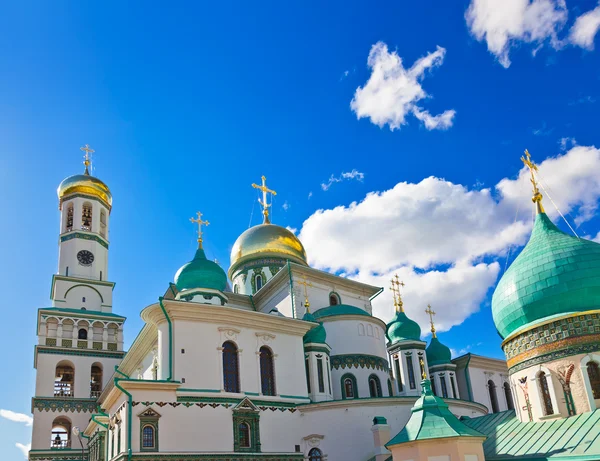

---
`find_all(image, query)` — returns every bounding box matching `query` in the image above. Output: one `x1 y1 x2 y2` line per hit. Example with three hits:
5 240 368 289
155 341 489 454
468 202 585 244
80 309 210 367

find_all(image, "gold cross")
296 277 313 312
521 149 545 213
390 275 404 312
80 144 95 175
425 304 436 338
190 211 210 249
252 175 277 223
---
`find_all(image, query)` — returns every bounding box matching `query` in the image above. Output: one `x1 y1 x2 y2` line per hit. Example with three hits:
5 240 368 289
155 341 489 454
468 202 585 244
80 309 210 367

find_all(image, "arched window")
488 379 499 413
587 361 600 399
406 355 416 390
431 376 437 396
55 363 75 397
309 448 323 461
66 204 74 232
367 324 373 336
51 417 71 448
342 374 357 399
538 371 554 415
255 274 263 291
90 364 102 398
238 422 250 448
78 328 88 340
259 346 276 396
329 292 340 306
222 341 240 393
387 379 393 396
100 210 107 237
504 382 514 410
233 284 239 294
369 375 382 397
358 323 365 336
142 425 155 448
82 202 93 231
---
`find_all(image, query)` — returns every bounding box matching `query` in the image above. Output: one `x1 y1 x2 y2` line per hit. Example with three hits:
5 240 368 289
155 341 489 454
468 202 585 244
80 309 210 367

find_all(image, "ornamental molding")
29 449 89 461
129 397 299 413
125 454 303 460
60 231 109 249
32 397 97 413
303 434 325 447
330 354 389 372
255 332 276 344
509 340 600 374
35 346 125 360
218 327 240 342
504 313 600 369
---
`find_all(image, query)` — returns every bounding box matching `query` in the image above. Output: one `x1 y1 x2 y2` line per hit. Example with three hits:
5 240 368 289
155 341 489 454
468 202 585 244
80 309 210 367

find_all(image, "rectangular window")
305 357 311 393
326 359 332 394
406 355 416 390
317 358 325 393
440 376 449 398
450 375 457 398
395 356 403 391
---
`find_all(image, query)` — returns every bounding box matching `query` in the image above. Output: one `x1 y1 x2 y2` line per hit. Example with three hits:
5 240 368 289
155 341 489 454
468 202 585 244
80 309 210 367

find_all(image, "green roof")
492 212 600 339
461 409 600 460
302 310 327 344
39 307 126 319
386 379 484 447
312 304 371 319
426 336 452 366
174 248 227 292
386 311 422 343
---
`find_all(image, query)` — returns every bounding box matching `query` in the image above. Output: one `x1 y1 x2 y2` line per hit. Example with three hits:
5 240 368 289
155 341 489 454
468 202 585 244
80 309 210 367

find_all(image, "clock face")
77 250 94 266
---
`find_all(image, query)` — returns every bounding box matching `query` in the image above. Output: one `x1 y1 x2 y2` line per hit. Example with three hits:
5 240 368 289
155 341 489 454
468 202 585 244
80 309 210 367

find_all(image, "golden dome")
57 172 112 210
229 224 308 278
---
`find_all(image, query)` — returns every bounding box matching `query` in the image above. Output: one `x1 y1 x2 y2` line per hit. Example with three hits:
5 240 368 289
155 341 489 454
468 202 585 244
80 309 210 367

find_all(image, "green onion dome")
386 311 422 343
492 212 600 339
426 336 452 366
174 248 228 292
303 310 327 344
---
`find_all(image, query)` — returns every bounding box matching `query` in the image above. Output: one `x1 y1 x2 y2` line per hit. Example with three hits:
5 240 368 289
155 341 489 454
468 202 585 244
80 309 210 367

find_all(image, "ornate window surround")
138 407 160 452
340 373 358 400
232 398 261 453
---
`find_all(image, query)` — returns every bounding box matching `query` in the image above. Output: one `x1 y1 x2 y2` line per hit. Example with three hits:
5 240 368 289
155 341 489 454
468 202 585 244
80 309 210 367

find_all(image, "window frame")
259 346 276 396
341 373 358 399
223 341 241 393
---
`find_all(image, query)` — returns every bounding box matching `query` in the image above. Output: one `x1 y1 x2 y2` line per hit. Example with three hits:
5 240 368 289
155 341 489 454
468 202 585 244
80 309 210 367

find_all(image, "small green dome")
303 310 327 344
426 336 452 366
386 311 422 343
312 304 371 319
492 212 600 339
174 248 227 292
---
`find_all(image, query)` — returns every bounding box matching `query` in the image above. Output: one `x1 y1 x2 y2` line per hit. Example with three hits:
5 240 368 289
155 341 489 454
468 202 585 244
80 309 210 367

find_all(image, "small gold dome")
229 224 308 278
57 173 112 210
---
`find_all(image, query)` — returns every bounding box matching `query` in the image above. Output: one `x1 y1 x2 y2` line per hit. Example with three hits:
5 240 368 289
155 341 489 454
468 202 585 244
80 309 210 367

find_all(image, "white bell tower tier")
52 147 114 312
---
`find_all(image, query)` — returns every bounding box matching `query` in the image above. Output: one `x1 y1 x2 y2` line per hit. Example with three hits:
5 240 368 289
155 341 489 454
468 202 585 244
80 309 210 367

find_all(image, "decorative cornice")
32 397 97 413
126 454 303 461
330 354 389 372
60 231 109 249
509 340 600 374
141 300 313 337
35 346 125 360
129 397 300 412
29 449 88 461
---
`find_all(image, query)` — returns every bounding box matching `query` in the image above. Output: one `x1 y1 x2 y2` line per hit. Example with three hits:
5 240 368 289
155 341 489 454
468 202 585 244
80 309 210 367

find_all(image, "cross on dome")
425 304 436 338
190 211 210 249
80 144 95 175
521 149 545 214
252 175 277 224
296 277 313 312
390 275 405 312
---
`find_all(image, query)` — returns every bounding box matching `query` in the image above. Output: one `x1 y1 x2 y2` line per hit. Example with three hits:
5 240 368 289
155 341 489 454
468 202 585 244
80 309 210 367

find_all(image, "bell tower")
30 146 126 460
53 145 113 312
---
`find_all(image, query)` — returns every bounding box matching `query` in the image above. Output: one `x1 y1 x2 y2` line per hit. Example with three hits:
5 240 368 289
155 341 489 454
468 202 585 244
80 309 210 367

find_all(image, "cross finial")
80 144 95 175
252 175 277 224
296 277 313 312
425 304 436 338
190 211 210 249
390 275 405 312
521 149 545 214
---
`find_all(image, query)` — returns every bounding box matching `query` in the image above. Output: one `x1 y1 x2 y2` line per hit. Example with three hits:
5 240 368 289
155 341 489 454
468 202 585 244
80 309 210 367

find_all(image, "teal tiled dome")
386 311 422 343
175 248 227 292
303 310 327 344
426 336 452 366
492 212 600 339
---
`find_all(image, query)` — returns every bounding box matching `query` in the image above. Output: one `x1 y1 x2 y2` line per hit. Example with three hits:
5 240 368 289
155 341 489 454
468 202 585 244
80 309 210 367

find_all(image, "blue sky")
2 1 600 458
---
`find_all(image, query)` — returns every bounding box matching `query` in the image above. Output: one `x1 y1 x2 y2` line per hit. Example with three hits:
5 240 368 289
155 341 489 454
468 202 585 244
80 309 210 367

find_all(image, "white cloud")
532 121 554 136
570 3 600 49
350 42 455 131
308 192 313 200
286 226 298 235
282 201 290 211
0 410 33 426
299 145 600 331
465 0 568 67
321 169 365 191
559 137 577 151
16 443 30 459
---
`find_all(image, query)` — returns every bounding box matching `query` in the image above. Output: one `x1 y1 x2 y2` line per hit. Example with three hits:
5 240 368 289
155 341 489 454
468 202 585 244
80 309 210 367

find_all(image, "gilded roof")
229 224 308 277
57 173 112 210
